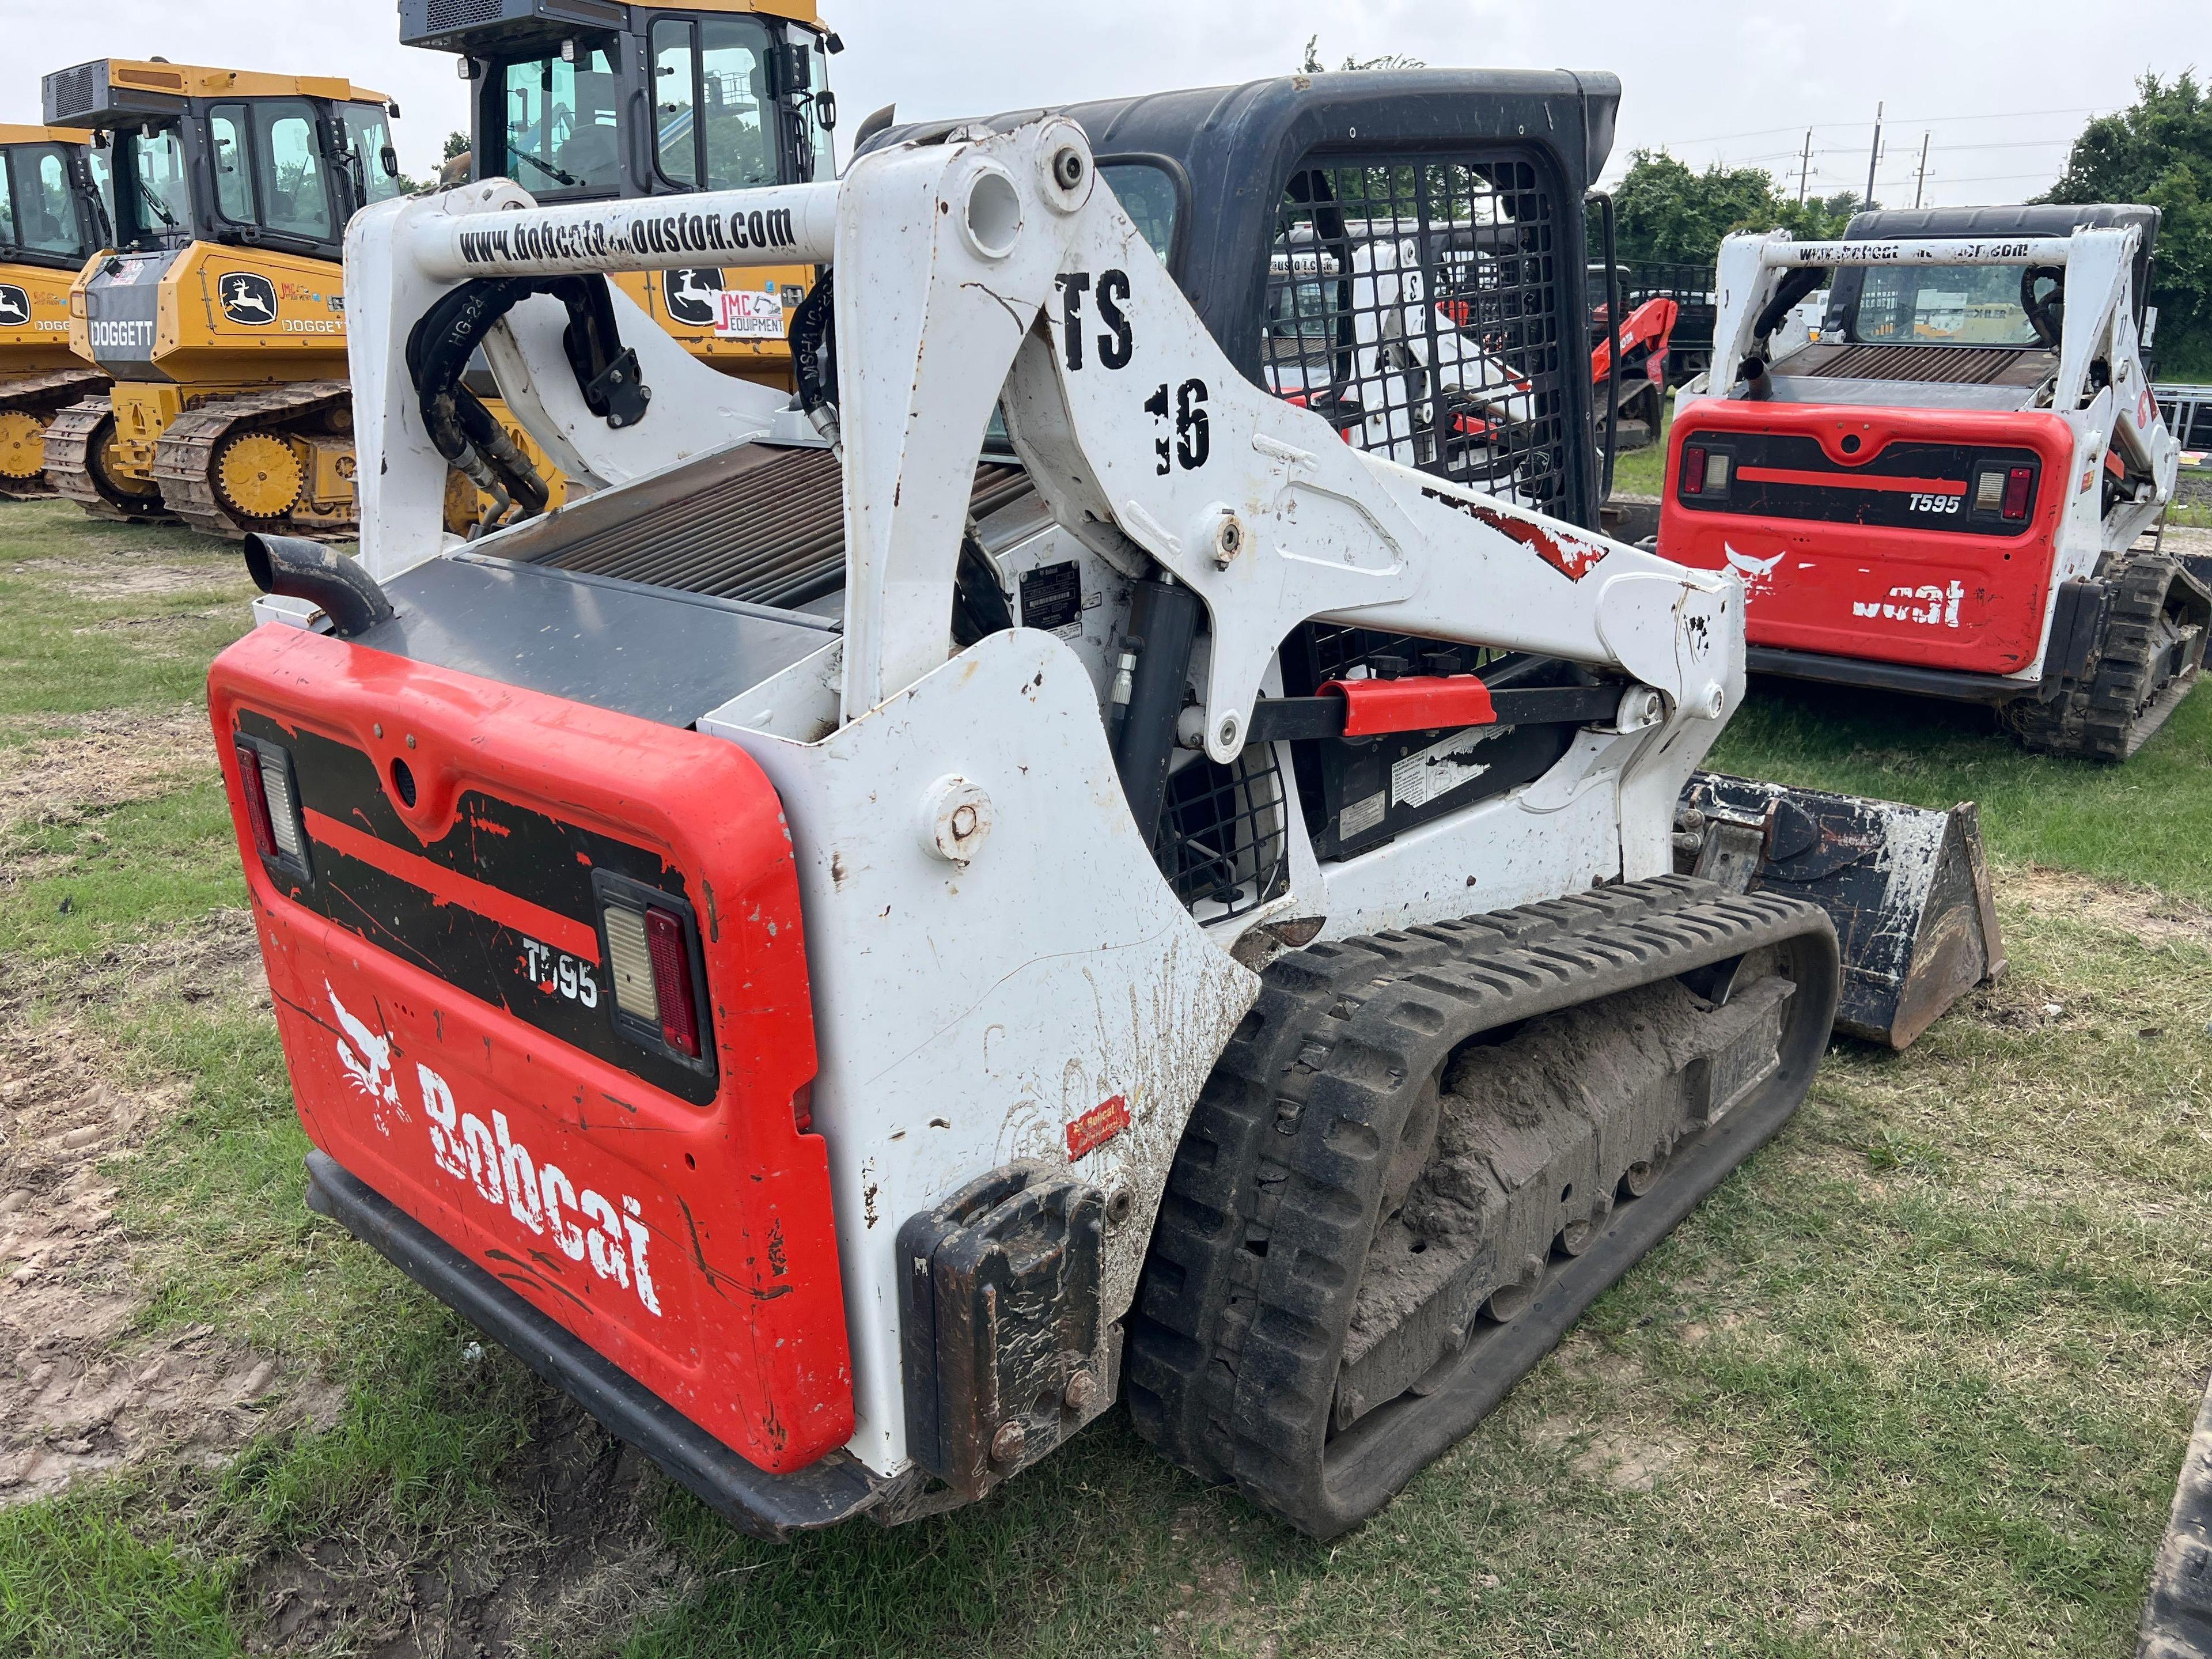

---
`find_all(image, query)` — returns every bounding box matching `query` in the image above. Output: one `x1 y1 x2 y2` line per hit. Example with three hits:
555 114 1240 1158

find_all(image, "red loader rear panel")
1660 403 2078 676
207 624 853 1474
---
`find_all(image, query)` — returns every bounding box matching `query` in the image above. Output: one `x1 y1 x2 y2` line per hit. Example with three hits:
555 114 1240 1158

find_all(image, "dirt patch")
0 704 215 838
240 1402 690 1659
1159 1504 1277 1658
1570 1429 1694 1493
17 556 241 603
2005 865 2212 956
0 912 332 1506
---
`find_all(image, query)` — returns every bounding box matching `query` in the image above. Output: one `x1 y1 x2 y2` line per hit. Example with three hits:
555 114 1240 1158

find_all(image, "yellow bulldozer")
39 58 406 536
401 0 840 396
0 125 110 498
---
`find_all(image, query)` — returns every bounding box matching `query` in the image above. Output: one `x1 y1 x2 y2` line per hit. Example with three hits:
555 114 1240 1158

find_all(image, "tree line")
1608 71 2210 375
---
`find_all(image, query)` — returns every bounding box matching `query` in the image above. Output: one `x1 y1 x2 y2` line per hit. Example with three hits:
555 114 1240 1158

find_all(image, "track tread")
43 397 171 521
1126 877 1838 1536
150 380 354 541
2015 554 2211 763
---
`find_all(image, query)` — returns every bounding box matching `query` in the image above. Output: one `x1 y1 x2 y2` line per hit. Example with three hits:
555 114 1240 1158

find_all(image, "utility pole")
1913 132 1931 209
1798 130 1813 204
1864 101 1884 210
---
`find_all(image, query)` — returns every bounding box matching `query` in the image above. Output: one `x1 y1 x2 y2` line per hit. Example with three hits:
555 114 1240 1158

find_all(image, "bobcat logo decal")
330 983 402 1134
1724 541 1784 597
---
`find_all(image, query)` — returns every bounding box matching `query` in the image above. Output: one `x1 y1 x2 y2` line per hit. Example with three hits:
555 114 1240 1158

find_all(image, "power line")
1665 105 2103 147
1922 168 2069 186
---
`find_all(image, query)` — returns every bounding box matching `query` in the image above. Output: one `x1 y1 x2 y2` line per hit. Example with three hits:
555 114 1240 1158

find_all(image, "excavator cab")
401 0 839 389
40 59 404 532
0 125 111 496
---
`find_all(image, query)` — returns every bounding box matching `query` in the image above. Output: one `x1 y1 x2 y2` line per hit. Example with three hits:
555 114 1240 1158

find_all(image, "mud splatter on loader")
208 71 1995 1539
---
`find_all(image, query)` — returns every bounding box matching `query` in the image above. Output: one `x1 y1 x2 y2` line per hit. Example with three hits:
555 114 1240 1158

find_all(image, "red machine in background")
1662 205 2205 762
1592 294 1679 446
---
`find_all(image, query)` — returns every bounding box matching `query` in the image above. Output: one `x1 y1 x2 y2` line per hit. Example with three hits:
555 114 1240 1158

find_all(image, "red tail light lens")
645 906 702 1058
598 879 715 1073
234 738 276 859
1681 445 1707 495
2003 466 2034 521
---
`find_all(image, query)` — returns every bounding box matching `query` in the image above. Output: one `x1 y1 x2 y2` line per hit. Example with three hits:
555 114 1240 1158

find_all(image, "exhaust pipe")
243 534 395 639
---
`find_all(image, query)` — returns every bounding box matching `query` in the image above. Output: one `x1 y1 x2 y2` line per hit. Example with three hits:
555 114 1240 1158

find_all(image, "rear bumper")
304 1150 893 1541
1746 645 2040 706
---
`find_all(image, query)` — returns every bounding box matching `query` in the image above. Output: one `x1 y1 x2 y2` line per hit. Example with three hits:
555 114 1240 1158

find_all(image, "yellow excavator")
40 58 406 535
0 125 110 498
401 0 840 396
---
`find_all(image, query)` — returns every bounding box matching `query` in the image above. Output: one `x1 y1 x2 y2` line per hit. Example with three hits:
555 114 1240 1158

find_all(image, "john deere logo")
0 285 29 328
666 268 724 328
218 272 279 327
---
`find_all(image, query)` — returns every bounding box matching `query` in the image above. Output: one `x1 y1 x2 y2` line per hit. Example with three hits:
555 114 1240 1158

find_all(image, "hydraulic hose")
1112 574 1205 847
405 272 652 530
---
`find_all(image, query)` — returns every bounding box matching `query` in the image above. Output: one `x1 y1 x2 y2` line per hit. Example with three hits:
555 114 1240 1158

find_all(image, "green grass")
1609 397 1671 498
0 1489 234 1659
2 784 247 960
3 497 2210 1657
1710 675 2212 902
0 502 254 733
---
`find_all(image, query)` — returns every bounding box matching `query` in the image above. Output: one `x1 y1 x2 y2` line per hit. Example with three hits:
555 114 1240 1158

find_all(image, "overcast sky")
8 2 2199 209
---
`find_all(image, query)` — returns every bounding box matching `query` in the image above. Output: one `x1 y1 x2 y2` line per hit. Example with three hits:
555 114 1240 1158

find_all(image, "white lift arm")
346 120 1743 772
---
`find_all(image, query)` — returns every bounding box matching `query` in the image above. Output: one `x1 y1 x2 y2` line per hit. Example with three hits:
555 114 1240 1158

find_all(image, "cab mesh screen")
1266 152 1568 511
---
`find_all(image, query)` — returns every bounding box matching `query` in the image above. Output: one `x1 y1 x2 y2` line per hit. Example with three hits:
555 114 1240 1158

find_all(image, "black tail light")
233 733 312 882
593 872 715 1075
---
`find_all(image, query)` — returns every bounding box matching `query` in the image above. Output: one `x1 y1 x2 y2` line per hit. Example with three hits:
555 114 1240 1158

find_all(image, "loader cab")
863 75 1618 904
870 73 1611 528
41 59 403 263
402 1 839 198
0 126 109 273
1816 204 2159 361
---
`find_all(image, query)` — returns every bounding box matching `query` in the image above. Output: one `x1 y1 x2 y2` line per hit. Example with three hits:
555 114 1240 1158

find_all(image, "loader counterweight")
208 622 855 1479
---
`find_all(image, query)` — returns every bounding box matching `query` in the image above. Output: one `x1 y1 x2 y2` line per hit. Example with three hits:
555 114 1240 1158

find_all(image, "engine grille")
1266 148 1569 512
1787 342 2053 387
43 62 109 124
424 0 506 28
504 446 1032 609
1158 747 1290 921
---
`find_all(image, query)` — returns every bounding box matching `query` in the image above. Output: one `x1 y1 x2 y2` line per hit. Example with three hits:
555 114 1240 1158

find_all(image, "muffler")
243 533 395 639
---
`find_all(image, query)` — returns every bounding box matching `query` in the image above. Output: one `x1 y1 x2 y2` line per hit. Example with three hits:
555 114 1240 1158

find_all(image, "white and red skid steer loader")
207 71 1995 1540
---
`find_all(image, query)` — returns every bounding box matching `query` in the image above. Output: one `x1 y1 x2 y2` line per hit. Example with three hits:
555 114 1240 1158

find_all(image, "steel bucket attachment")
1676 772 2005 1049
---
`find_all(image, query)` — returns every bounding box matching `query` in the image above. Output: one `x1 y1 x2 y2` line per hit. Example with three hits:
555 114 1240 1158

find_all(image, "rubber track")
0 368 109 499
2016 555 2211 763
44 397 171 522
150 380 354 541
1126 874 1838 1536
2141 1373 2212 1658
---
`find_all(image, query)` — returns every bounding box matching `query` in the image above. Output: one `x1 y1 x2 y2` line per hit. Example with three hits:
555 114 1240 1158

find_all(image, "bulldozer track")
2014 554 2212 763
44 397 173 523
2139 1372 2212 1659
151 380 355 541
1126 876 1839 1537
0 368 109 499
